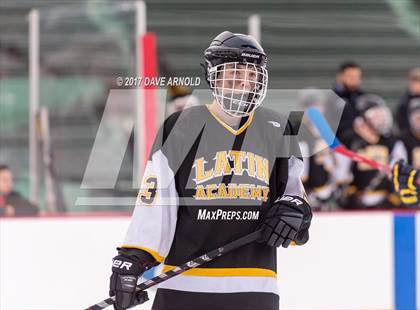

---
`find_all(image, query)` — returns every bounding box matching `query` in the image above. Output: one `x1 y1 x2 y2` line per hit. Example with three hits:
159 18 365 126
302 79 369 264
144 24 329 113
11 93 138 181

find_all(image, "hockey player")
165 85 199 117
395 67 420 131
393 98 420 207
336 94 405 209
298 89 335 210
109 31 312 310
399 98 420 169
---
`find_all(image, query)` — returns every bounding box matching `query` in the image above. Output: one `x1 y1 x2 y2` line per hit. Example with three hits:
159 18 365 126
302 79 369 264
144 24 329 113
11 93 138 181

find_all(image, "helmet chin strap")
221 98 253 117
216 91 251 117
219 88 260 117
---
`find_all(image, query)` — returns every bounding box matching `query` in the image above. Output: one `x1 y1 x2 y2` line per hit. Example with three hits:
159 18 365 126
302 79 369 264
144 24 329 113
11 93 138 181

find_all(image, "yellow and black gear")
393 160 419 207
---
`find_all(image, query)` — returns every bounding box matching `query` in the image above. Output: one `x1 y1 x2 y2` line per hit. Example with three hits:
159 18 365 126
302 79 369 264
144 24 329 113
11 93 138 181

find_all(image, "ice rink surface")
1 211 419 309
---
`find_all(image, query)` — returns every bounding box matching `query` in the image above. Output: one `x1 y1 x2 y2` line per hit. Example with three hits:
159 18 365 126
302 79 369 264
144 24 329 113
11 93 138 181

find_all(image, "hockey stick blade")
306 107 390 174
84 229 263 310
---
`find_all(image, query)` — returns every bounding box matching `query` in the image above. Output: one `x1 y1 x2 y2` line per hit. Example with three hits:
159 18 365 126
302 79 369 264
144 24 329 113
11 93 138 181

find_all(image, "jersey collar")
206 105 254 136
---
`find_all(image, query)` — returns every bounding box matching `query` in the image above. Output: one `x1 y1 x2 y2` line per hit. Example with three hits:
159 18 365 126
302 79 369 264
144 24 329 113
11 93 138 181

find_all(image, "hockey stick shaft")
85 229 263 310
306 107 390 174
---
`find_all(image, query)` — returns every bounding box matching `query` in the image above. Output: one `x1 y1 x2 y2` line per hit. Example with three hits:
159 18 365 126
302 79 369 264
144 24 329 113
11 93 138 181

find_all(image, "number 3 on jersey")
139 175 158 205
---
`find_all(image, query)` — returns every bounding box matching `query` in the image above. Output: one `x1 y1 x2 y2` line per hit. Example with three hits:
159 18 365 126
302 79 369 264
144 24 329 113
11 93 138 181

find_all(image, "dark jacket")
395 90 419 132
329 83 364 147
0 191 39 217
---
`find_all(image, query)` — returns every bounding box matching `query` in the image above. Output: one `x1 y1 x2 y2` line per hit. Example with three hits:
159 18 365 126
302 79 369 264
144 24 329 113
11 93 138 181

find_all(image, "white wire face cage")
208 62 268 117
409 109 420 134
364 106 393 135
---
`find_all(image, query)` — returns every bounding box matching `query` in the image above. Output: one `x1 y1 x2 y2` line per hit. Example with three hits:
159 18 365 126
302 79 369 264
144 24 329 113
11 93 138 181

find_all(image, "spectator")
0 165 39 217
395 67 420 131
328 61 365 146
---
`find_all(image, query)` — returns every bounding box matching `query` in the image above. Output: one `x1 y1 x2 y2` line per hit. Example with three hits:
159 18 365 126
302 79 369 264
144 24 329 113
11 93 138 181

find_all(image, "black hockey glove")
259 195 312 248
110 247 157 310
392 160 419 206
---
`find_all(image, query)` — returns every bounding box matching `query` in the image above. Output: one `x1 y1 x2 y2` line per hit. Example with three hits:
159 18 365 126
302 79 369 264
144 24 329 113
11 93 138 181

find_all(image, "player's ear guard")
258 195 312 248
200 63 211 86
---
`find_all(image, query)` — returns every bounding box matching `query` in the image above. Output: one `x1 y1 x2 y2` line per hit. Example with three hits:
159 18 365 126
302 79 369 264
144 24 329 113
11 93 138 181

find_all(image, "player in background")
335 94 405 209
399 98 420 169
109 31 312 310
392 98 420 207
298 89 335 210
165 85 199 117
395 67 420 132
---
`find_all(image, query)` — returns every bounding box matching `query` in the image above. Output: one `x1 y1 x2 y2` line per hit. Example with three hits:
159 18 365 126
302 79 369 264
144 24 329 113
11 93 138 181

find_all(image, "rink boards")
0 211 418 310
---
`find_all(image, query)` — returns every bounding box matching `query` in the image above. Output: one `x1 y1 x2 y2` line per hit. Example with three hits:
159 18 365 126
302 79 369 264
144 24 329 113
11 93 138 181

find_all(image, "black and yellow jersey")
122 105 306 310
299 124 335 208
399 130 420 169
339 133 405 209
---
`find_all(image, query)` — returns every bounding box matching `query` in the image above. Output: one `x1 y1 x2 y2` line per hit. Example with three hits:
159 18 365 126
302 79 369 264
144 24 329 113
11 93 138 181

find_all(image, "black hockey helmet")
203 31 268 117
204 31 267 74
355 94 387 113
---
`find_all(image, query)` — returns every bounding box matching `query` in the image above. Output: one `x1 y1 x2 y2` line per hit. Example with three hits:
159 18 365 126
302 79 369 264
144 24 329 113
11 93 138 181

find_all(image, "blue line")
394 214 417 310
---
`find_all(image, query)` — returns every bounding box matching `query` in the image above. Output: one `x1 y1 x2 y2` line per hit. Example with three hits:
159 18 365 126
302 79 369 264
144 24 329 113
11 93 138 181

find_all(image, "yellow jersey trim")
312 184 333 193
162 265 277 278
346 185 358 195
408 170 417 191
206 105 254 136
393 163 400 191
387 193 400 206
346 186 388 197
121 245 165 263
